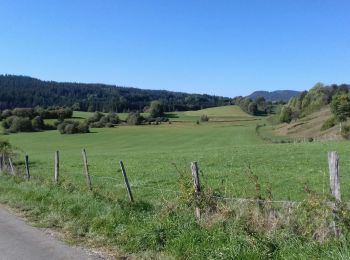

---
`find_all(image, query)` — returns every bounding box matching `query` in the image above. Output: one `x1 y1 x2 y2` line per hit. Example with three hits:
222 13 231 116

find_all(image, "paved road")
0 206 105 260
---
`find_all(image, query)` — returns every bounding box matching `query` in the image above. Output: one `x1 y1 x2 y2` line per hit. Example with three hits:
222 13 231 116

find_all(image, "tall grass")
1 171 350 259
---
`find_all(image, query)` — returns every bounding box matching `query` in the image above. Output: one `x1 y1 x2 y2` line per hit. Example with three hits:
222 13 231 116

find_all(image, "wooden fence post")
2 156 6 172
8 158 15 176
328 151 341 201
0 154 3 173
191 161 201 220
54 151 59 184
82 149 92 191
119 160 134 202
25 155 30 180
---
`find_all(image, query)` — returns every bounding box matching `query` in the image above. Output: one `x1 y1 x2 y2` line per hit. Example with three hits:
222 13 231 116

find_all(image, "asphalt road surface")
0 206 105 260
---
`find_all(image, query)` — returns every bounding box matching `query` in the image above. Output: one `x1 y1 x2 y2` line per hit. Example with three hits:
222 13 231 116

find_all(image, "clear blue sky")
0 0 349 97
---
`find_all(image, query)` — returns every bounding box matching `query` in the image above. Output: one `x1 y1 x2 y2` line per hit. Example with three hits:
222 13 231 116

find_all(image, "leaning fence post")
25 155 30 180
191 161 201 220
54 151 59 184
8 158 15 176
119 160 134 202
328 151 341 201
82 149 92 191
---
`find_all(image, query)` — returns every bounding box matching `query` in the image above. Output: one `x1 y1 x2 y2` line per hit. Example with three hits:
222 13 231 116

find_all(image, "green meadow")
1 105 350 258
4 106 350 201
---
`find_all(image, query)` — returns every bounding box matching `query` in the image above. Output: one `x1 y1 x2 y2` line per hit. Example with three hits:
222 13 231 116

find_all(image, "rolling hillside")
248 90 301 102
272 106 342 141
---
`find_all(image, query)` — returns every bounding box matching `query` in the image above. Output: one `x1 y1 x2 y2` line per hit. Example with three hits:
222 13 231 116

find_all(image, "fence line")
0 148 347 213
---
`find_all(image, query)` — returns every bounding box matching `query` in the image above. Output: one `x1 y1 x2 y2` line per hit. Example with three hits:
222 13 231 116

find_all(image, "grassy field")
4 106 350 201
1 105 350 258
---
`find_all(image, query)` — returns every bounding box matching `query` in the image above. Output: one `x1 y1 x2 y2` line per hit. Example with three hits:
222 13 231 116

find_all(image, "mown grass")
1 105 350 258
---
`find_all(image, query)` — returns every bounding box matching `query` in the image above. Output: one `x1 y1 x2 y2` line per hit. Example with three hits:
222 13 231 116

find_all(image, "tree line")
0 101 170 134
279 83 350 123
231 96 277 116
1 107 74 133
0 75 230 112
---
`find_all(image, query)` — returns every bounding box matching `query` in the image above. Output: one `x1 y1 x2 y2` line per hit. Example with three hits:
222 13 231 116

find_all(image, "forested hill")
0 75 229 112
248 90 301 102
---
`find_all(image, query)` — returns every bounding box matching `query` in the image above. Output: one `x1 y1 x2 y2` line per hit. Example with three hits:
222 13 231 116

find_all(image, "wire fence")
0 149 344 210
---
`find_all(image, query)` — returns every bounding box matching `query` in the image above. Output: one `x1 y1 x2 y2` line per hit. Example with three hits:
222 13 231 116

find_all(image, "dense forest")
0 75 230 112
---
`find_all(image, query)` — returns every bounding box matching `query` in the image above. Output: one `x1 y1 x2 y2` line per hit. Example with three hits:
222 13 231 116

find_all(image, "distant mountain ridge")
248 90 301 102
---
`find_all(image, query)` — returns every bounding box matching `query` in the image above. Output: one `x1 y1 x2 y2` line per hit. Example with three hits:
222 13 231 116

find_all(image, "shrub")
87 112 104 124
64 123 75 134
32 116 45 130
2 115 52 133
331 94 350 123
279 106 293 123
57 120 90 134
105 113 120 124
87 112 119 128
76 121 89 133
1 109 12 119
2 116 14 129
2 107 74 120
341 125 350 139
200 114 209 122
0 139 13 157
149 101 165 118
0 139 15 173
248 102 258 115
2 116 33 133
127 112 144 125
34 107 73 120
10 117 33 133
90 121 104 128
320 117 336 131
98 116 109 126
57 108 73 120
12 108 35 119
53 120 61 127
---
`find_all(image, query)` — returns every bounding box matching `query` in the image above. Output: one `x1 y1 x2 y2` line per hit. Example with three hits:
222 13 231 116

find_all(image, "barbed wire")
212 195 301 205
